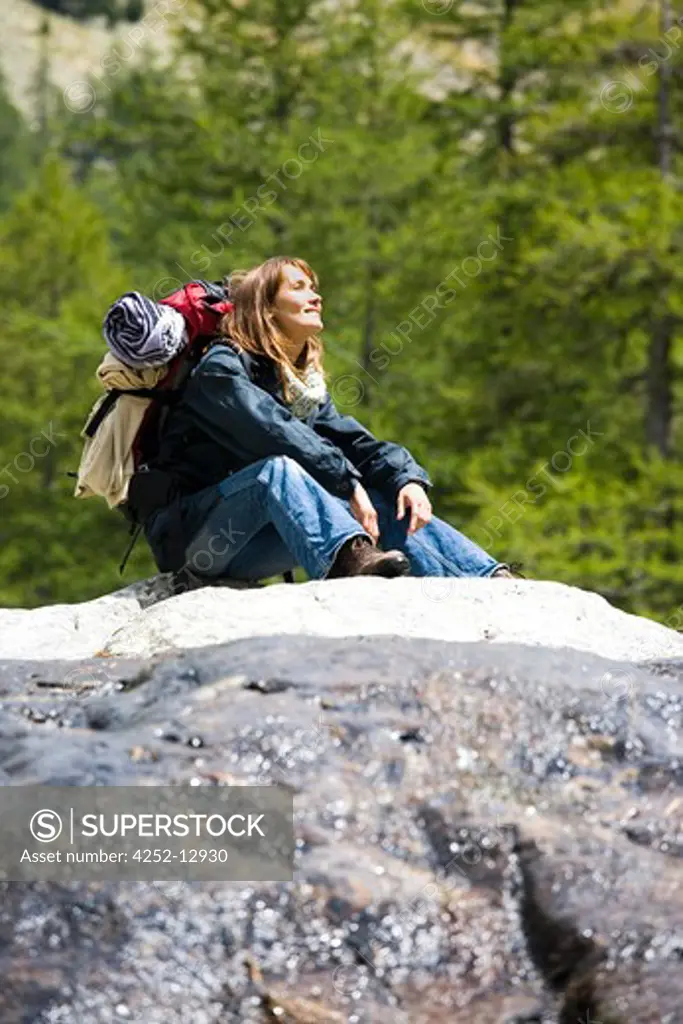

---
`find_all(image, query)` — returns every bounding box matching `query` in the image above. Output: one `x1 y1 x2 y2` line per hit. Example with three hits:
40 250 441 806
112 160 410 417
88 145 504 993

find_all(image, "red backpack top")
159 279 233 346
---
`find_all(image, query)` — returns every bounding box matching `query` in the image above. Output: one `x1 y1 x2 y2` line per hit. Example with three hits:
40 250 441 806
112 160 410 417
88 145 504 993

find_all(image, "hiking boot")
491 564 526 579
327 535 410 579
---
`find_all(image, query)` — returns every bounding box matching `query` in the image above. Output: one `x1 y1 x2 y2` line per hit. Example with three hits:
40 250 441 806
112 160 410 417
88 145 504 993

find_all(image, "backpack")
74 280 232 513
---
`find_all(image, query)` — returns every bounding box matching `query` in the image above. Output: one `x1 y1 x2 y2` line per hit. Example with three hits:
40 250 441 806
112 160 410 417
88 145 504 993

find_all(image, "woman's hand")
396 483 432 534
349 481 380 543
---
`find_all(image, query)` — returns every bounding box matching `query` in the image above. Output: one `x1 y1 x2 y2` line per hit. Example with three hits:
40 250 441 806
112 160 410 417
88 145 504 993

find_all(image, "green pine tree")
0 74 33 210
0 156 152 607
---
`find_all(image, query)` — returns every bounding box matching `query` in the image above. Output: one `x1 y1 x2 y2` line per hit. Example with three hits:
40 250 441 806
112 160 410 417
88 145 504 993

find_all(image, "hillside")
0 0 168 118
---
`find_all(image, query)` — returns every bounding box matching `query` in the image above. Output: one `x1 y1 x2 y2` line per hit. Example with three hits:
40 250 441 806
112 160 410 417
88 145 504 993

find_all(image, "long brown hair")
221 256 325 402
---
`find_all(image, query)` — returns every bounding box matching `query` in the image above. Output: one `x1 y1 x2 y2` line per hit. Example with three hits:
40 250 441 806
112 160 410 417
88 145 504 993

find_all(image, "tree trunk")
645 319 673 456
359 236 380 406
657 0 673 177
496 0 520 355
35 15 51 156
498 0 520 155
358 5 383 405
645 0 674 457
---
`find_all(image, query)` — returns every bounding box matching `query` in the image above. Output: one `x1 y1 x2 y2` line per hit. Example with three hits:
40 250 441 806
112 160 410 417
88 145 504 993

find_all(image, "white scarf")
281 362 327 419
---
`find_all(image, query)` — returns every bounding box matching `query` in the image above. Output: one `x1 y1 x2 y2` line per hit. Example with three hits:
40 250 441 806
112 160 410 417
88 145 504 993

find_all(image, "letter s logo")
30 809 63 843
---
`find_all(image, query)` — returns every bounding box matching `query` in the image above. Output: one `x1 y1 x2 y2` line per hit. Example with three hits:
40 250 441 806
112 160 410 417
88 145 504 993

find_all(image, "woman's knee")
257 454 305 481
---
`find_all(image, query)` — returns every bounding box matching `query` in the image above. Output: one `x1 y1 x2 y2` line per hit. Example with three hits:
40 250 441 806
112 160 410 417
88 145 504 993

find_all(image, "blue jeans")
146 455 502 582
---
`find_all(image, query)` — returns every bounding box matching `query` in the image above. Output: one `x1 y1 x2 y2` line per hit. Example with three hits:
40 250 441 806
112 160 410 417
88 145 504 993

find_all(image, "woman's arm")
183 347 362 498
313 394 432 496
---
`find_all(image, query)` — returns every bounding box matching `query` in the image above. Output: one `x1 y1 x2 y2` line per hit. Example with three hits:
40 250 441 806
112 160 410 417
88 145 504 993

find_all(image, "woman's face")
272 264 323 343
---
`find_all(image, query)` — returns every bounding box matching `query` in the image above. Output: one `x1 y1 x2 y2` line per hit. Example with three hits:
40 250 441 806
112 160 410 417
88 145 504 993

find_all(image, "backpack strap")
84 387 179 439
198 279 230 304
118 522 144 575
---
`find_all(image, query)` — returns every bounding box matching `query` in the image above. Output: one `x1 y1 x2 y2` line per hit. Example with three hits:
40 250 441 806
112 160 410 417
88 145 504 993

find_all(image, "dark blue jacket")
155 341 432 503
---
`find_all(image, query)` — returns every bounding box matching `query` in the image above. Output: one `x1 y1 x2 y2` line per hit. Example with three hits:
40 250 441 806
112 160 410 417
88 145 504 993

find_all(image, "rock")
0 573 258 661
3 577 683 663
0 634 681 1022
0 588 142 661
1 578 682 1020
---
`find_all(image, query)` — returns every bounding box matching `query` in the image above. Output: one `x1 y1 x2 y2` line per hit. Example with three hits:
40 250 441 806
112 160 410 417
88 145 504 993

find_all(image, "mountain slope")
0 0 167 119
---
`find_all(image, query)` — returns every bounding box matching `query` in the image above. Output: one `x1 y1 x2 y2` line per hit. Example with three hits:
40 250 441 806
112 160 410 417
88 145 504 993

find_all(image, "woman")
143 256 513 585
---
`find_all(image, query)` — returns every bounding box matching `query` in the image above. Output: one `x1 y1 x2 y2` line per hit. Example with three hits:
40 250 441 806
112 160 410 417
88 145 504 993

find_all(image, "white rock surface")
2 576 683 664
0 589 142 661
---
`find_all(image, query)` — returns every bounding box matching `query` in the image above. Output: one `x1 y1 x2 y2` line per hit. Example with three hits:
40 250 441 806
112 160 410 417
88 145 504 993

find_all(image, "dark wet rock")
0 635 681 1022
245 676 296 694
